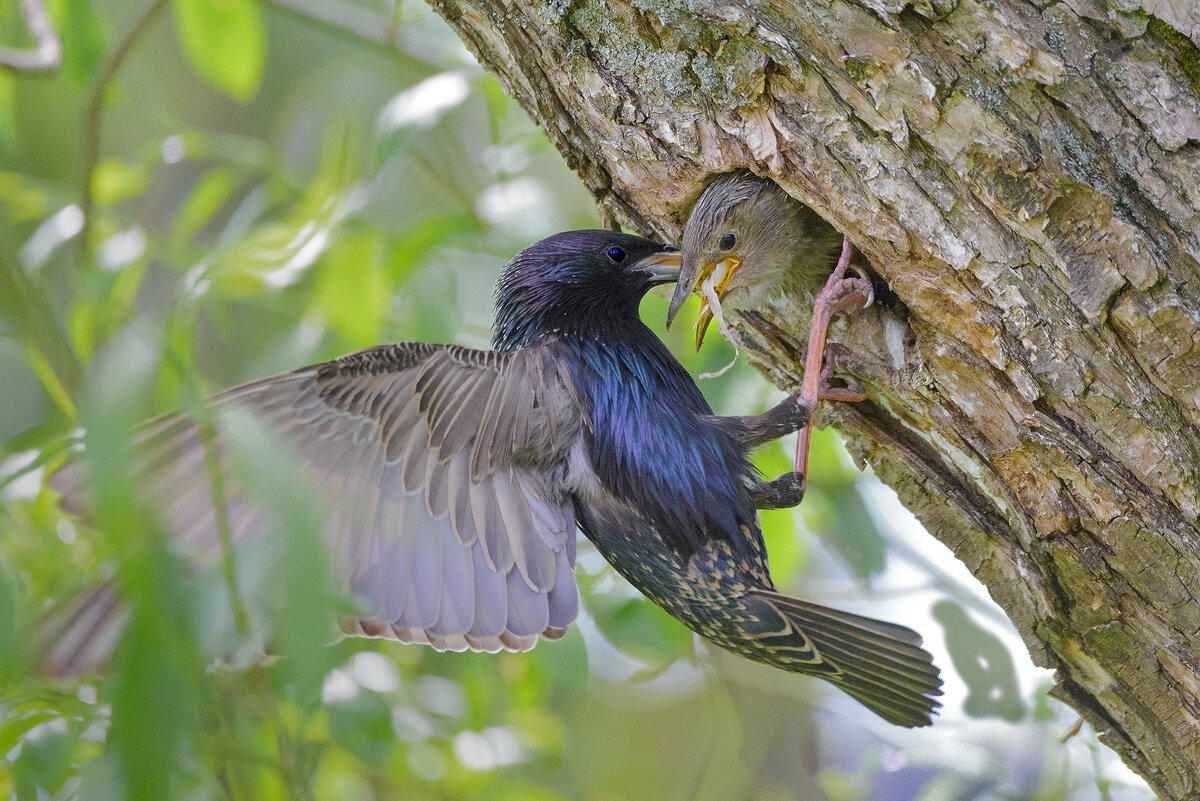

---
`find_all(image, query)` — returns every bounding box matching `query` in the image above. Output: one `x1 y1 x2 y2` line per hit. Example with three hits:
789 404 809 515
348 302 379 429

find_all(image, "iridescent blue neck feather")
568 321 759 558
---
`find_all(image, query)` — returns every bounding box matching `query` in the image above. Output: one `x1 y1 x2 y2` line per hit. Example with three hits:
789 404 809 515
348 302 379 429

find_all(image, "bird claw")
850 265 875 309
814 238 873 315
820 383 866 403
809 348 865 404
819 274 873 316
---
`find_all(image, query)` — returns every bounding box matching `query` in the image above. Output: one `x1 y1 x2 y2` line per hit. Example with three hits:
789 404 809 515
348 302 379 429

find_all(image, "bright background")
0 1 1154 799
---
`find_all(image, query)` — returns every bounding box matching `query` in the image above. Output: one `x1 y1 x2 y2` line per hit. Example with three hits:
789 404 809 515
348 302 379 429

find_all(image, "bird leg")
708 361 864 453
707 400 810 508
794 238 872 477
706 393 815 450
750 357 867 510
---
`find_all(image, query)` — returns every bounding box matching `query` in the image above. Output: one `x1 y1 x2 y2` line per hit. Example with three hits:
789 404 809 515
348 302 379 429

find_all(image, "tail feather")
801 624 941 689
741 589 943 728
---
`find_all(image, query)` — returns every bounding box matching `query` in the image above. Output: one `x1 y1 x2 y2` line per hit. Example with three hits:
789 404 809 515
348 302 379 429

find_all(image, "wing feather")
493 469 556 592
48 341 585 677
504 567 550 637
467 543 508 641
430 525 475 637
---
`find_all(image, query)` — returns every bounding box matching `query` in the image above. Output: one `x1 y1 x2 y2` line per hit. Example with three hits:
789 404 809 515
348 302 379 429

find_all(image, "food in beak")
693 257 739 351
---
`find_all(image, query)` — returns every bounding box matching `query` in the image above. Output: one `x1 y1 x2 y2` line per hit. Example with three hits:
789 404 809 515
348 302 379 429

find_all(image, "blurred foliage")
0 1 1153 800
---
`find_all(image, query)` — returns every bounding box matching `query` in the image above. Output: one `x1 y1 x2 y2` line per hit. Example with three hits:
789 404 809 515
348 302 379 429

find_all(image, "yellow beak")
693 256 740 351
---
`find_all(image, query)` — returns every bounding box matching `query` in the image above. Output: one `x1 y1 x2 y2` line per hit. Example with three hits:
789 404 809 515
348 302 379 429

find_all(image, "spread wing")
48 341 585 675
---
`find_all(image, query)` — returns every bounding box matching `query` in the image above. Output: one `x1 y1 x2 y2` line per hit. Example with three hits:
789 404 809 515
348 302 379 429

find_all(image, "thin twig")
78 0 170 264
0 0 62 72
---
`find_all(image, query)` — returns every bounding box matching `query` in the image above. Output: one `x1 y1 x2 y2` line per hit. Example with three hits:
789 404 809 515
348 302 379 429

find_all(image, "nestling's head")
668 173 841 349
492 230 680 350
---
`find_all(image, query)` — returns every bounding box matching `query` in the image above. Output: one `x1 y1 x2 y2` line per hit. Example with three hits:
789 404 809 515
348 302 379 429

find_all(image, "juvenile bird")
666 172 876 486
49 229 941 726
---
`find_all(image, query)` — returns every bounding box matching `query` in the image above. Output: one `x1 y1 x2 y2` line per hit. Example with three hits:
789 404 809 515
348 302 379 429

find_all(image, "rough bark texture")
424 0 1200 796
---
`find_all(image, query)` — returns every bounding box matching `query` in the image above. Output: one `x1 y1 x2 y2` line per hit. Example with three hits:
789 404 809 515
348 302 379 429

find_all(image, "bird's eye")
606 246 626 262
719 232 737 250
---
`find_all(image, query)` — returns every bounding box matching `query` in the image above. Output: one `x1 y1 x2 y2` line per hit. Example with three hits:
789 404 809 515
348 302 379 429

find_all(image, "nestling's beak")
633 247 682 286
665 256 741 351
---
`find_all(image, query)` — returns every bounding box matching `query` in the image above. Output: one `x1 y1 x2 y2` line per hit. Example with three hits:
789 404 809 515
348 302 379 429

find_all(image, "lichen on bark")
426 0 1200 797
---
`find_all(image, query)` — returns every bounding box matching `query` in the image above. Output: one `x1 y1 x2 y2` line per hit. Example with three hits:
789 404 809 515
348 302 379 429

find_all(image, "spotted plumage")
47 229 941 726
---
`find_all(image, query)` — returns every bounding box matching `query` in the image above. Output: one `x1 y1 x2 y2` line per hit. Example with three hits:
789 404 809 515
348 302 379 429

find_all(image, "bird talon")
816 352 865 402
850 265 875 308
820 276 872 315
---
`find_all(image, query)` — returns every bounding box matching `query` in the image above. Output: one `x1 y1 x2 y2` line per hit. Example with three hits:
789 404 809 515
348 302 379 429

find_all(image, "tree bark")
425 0 1200 796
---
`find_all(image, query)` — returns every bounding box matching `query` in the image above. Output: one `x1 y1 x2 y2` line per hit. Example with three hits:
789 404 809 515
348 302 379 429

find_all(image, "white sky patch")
474 177 547 225
452 727 527 771
0 450 43 501
20 204 84 270
479 143 531 175
160 134 186 164
349 651 399 693
321 667 359 703
378 72 470 132
97 226 147 272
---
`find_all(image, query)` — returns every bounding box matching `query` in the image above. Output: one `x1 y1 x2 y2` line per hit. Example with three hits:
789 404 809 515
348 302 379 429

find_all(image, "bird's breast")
563 334 766 563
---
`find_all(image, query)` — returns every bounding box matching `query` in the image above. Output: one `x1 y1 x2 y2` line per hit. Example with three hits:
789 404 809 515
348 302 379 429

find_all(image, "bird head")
492 230 680 351
667 174 828 350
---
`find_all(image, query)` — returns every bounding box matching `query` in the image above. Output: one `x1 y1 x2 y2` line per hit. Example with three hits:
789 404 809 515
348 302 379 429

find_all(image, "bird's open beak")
665 256 741 351
633 248 682 286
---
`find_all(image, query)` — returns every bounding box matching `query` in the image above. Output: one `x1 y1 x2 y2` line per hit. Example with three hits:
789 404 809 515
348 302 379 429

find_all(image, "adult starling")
49 229 941 726
666 172 875 481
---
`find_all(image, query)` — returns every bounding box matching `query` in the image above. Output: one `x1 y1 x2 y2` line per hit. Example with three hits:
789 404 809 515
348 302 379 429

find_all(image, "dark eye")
719 233 736 250
606 246 626 262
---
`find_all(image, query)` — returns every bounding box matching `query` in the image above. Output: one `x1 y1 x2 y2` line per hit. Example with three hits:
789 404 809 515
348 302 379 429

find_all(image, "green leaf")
110 548 204 801
77 335 204 801
585 589 693 671
13 719 72 794
804 428 888 578
0 73 16 149
933 600 1025 721
222 408 339 704
172 166 239 245
63 0 106 86
91 158 150 206
326 690 396 765
171 0 266 102
0 560 15 685
753 442 806 585
312 233 390 348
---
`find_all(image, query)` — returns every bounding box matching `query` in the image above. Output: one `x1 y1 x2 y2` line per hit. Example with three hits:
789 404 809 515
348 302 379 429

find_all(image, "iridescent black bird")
49 230 941 726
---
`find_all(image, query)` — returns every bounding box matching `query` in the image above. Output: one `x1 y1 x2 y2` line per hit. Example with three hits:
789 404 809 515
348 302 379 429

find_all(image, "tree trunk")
425 0 1200 796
